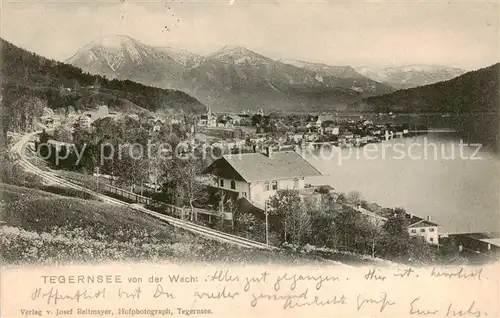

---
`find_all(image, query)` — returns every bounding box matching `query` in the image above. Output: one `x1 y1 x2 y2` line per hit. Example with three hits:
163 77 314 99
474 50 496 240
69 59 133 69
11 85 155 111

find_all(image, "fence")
85 178 228 222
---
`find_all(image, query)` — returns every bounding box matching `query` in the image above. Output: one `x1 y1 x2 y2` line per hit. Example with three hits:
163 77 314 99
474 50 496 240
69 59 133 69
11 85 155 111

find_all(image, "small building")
306 115 322 129
76 115 92 130
304 132 319 142
152 119 164 132
227 139 246 149
198 107 217 127
170 118 181 125
226 115 243 126
354 208 440 245
97 105 109 117
202 149 324 207
249 136 266 145
216 119 233 128
127 113 140 121
289 133 304 143
324 127 339 135
407 215 439 245
446 232 500 255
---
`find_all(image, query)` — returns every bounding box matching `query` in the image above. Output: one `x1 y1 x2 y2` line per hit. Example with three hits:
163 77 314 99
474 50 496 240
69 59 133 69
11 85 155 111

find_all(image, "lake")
306 133 499 234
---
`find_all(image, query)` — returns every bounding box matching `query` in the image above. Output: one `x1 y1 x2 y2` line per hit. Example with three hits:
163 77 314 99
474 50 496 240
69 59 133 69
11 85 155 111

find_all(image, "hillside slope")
1 38 206 134
354 64 500 151
0 183 323 264
354 63 499 114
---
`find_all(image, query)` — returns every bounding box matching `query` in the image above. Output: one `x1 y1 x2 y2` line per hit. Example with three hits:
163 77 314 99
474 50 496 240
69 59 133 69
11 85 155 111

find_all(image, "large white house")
203 149 324 208
407 215 439 245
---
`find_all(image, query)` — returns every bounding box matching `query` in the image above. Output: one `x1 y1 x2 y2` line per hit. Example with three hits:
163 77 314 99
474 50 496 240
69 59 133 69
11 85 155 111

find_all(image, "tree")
408 236 436 264
37 129 51 159
268 189 312 246
379 208 411 261
269 189 301 243
356 216 383 257
7 96 46 132
53 126 73 143
310 209 337 247
251 114 264 126
116 152 148 193
383 208 408 236
73 79 81 92
333 209 359 249
182 159 211 221
291 198 314 246
234 209 258 237
159 158 211 221
158 158 185 206
93 77 101 93
346 191 363 206
215 189 227 230
336 193 347 204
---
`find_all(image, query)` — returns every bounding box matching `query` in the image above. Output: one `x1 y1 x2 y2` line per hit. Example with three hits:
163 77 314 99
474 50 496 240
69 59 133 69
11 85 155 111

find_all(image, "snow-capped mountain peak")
354 64 466 89
88 34 137 50
66 35 188 83
207 45 271 65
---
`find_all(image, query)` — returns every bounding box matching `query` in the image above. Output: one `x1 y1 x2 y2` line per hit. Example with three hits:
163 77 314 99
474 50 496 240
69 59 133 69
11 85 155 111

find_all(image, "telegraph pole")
95 166 100 192
265 200 269 246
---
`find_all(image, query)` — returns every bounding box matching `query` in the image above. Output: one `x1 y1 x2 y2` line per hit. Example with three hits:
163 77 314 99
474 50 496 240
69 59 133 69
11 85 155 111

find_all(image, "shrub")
40 185 96 200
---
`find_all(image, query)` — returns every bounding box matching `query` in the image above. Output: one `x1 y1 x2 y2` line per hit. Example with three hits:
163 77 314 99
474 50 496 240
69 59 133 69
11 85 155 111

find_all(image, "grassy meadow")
0 183 323 265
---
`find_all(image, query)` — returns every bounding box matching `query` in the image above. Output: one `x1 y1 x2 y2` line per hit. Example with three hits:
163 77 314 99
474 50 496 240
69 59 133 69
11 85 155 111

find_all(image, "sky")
1 0 499 70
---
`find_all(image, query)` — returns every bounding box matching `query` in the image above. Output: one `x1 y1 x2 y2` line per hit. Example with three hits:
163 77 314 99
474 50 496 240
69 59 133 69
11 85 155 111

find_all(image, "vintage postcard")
1 0 499 317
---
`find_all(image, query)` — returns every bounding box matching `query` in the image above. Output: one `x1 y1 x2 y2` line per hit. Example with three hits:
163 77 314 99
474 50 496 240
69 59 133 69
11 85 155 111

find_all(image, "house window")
231 180 236 190
271 180 278 190
430 238 434 243
429 228 435 232
411 229 417 233
220 179 224 187
420 228 425 233
293 178 299 189
264 181 270 191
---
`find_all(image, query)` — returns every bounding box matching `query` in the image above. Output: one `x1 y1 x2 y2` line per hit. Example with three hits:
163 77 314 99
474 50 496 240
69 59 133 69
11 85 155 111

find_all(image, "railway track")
10 132 277 251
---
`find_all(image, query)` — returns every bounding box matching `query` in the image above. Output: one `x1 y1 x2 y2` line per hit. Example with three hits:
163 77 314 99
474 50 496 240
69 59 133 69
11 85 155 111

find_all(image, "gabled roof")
480 238 500 247
407 215 439 227
204 151 323 182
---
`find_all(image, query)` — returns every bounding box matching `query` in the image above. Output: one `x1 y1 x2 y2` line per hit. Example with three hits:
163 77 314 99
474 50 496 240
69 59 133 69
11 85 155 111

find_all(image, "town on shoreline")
4 102 498 266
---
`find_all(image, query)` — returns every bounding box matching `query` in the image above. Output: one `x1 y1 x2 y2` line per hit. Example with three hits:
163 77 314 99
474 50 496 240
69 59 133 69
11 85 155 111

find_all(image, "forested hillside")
1 38 205 137
353 63 499 114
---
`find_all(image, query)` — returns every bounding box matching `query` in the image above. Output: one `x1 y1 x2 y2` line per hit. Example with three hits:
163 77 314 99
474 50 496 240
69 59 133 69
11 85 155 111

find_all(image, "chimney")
427 215 431 222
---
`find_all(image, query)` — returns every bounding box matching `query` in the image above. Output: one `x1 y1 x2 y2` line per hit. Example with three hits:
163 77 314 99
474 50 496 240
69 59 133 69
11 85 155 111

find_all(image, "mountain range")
67 35 399 112
355 65 466 89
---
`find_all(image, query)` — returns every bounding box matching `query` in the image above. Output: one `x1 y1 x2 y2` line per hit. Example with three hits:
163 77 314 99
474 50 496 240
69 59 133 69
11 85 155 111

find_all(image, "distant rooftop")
406 214 439 227
449 232 500 240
